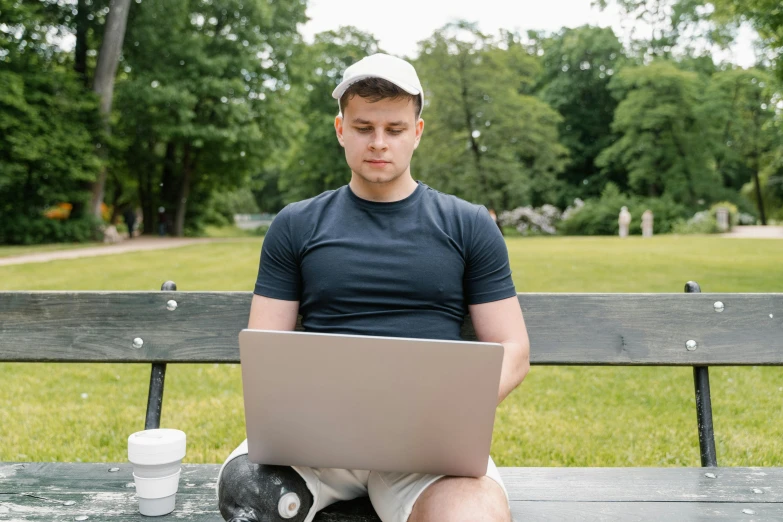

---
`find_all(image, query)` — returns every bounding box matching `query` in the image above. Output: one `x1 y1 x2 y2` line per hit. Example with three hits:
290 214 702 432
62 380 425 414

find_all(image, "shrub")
251 224 270 236
672 211 719 234
0 216 100 245
498 205 562 235
558 183 689 236
204 188 261 227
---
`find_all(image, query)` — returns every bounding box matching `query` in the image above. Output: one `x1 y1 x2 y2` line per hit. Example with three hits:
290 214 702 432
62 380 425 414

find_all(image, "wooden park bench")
2 281 782 521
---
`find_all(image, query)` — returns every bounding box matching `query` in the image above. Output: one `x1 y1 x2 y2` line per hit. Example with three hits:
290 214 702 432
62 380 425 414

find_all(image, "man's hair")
339 78 422 118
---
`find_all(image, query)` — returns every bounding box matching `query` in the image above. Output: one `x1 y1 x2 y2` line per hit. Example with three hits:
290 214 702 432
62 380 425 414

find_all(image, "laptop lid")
238 329 504 477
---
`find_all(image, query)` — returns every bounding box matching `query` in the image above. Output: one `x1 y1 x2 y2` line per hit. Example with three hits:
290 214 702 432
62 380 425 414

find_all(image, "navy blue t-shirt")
254 182 516 341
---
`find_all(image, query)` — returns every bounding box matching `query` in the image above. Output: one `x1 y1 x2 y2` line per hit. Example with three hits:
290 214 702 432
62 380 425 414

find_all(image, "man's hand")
468 296 530 404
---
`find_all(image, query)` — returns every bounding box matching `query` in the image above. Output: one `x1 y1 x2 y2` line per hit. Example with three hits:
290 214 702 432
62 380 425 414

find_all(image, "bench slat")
1 292 781 364
5 500 782 522
4 463 783 521
510 501 783 521
501 467 783 502
5 464 783 503
0 463 378 521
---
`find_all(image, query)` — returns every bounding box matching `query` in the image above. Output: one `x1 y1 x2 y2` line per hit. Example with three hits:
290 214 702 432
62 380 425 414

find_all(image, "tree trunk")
138 139 156 236
752 168 767 225
174 144 193 237
89 0 132 219
160 141 177 209
458 59 487 206
74 0 89 88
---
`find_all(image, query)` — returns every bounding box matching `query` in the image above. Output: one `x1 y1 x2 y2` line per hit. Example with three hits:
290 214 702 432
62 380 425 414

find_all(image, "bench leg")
685 281 718 467
145 363 167 429
693 366 718 467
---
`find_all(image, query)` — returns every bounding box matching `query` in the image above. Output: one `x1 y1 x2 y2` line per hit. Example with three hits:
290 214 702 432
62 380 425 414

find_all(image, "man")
218 53 530 522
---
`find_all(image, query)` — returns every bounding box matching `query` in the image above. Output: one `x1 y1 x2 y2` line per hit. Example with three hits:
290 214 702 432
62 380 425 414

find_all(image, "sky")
298 0 758 67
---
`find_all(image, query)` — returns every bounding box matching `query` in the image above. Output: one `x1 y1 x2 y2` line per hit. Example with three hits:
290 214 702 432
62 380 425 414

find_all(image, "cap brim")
331 73 421 100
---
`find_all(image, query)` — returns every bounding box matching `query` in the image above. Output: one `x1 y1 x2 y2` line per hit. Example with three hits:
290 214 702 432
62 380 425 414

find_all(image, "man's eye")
388 129 403 135
356 127 372 133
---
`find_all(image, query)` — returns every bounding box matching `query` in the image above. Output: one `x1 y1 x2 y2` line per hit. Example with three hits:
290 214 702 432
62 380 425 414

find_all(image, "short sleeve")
254 206 302 301
464 206 517 305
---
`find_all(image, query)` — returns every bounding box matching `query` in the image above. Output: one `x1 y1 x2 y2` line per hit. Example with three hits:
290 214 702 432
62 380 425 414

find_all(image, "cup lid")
128 429 186 464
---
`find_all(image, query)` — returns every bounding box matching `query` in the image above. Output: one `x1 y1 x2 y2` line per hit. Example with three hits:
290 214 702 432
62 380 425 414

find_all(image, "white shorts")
218 440 508 522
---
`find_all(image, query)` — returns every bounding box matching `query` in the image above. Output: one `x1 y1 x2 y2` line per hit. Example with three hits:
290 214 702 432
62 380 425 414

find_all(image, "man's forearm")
497 341 530 404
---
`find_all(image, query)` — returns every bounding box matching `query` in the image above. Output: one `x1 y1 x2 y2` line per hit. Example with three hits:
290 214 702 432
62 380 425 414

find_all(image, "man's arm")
248 294 300 330
468 296 530 405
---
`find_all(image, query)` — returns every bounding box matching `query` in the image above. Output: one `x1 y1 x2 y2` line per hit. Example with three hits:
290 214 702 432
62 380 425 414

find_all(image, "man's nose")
369 132 388 150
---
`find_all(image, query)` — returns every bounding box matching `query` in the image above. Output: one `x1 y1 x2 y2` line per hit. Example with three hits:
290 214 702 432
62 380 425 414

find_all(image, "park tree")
0 0 102 244
700 68 781 223
536 25 627 201
596 61 720 205
113 0 306 235
413 22 568 210
595 0 735 61
709 0 783 76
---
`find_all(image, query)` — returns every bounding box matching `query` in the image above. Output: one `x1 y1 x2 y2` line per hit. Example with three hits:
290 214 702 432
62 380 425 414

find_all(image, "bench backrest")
3 285 781 467
2 291 781 365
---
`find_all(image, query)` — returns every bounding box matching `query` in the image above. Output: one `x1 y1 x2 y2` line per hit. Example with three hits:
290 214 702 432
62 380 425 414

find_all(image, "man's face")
335 95 424 186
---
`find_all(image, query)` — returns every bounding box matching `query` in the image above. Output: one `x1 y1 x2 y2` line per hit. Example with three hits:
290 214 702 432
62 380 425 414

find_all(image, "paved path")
720 225 783 239
0 237 228 267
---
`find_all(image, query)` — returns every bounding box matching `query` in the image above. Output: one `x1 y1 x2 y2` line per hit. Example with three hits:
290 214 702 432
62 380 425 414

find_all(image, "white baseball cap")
332 53 424 117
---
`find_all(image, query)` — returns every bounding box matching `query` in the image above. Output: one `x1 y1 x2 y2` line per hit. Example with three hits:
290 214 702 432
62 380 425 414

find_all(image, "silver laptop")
238 329 504 477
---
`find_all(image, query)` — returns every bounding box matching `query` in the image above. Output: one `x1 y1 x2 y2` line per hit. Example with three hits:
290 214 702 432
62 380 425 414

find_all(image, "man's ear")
413 118 425 150
335 114 345 147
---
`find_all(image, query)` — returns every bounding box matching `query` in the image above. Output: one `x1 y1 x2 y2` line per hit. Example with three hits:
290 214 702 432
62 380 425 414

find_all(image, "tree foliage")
0 0 102 243
597 61 720 205
536 25 627 202
2 1 782 243
113 0 307 235
413 23 568 209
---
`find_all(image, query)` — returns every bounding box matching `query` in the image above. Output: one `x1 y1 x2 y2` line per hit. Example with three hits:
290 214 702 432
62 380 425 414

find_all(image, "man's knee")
408 476 510 522
218 455 314 522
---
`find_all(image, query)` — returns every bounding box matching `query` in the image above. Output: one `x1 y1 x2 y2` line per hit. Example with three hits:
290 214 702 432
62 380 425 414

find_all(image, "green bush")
204 188 261 227
672 211 719 234
558 184 689 236
0 216 100 245
251 224 270 236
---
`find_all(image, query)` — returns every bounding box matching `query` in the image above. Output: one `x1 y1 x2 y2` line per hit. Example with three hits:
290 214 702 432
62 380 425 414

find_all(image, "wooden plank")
4 497 781 522
0 493 379 521
0 463 379 521
5 464 783 502
1 292 782 364
498 467 783 502
5 464 783 521
0 292 249 363
509 502 783 521
0 463 217 494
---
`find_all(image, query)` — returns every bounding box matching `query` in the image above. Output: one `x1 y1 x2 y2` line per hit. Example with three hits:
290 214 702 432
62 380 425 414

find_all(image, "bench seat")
3 463 782 521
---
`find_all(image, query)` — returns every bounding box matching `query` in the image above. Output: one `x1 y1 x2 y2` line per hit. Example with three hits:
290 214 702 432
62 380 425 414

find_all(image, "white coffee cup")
128 429 187 516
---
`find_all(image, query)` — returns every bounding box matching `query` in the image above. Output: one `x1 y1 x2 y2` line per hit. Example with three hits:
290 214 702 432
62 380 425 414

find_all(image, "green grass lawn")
1 235 782 467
